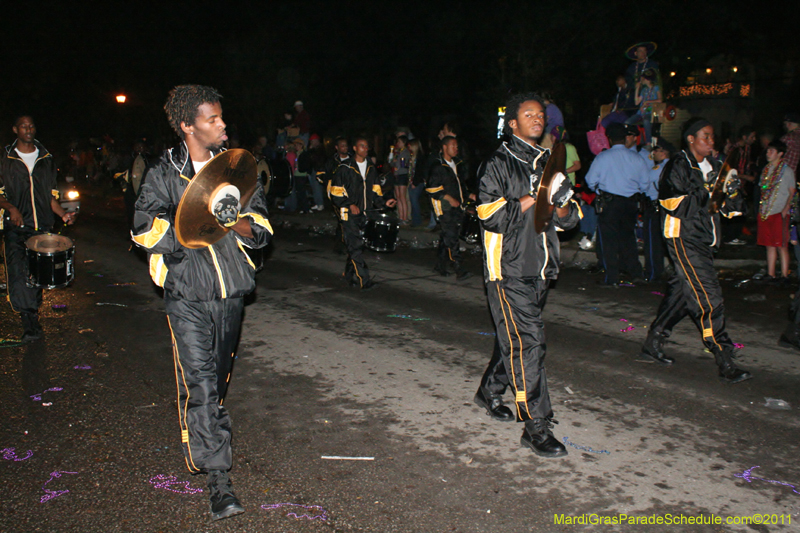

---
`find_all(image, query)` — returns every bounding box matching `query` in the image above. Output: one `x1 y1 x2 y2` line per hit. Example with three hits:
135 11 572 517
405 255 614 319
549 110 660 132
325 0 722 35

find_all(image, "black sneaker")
208 471 244 521
520 418 567 458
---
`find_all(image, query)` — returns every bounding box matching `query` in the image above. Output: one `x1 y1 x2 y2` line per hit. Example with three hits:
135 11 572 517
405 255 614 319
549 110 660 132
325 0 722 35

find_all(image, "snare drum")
256 158 272 195
26 233 75 289
365 213 400 253
268 158 293 198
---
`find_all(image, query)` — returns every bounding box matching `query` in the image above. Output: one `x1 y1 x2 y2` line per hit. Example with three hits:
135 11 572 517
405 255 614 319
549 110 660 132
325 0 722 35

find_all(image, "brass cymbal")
708 149 739 214
534 142 566 234
175 149 257 249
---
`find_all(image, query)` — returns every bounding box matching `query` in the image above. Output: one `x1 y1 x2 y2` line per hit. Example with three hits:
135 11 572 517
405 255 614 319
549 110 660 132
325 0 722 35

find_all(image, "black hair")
14 114 34 126
396 135 409 145
164 85 222 139
440 135 457 146
768 139 787 154
503 92 545 136
737 125 755 139
352 136 369 147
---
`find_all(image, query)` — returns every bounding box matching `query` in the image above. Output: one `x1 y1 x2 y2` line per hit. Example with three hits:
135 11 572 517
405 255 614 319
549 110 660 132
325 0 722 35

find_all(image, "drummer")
426 136 475 279
330 137 396 290
0 115 76 342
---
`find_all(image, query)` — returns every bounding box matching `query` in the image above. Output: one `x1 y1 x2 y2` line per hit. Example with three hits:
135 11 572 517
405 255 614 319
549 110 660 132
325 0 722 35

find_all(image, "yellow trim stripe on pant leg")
495 285 521 418
167 316 199 473
678 238 722 351
351 259 363 288
501 288 531 419
672 238 721 351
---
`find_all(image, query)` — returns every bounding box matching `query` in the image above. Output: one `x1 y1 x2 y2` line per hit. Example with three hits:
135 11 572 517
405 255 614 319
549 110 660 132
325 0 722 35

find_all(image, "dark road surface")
2 187 799 532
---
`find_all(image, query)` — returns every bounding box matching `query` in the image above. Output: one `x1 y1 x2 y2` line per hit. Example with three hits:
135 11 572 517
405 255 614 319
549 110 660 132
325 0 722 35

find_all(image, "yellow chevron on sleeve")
663 214 681 238
659 196 685 211
51 189 60 199
432 199 443 216
240 212 273 234
331 186 347 197
477 198 507 220
149 254 168 287
372 184 383 196
425 185 444 194
721 211 742 219
132 216 170 249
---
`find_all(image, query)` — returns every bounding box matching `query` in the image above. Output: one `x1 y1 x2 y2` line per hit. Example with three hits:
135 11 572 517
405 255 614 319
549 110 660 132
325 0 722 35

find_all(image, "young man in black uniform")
426 136 474 279
475 93 580 457
324 137 351 254
330 137 396 289
0 115 76 341
132 85 273 520
639 118 751 384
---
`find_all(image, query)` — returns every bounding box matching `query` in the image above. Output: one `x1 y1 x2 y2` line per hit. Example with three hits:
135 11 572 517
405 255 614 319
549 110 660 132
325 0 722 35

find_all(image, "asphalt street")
2 187 799 532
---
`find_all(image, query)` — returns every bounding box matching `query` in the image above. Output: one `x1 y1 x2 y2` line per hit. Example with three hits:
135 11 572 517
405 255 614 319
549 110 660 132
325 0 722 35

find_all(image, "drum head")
26 233 74 253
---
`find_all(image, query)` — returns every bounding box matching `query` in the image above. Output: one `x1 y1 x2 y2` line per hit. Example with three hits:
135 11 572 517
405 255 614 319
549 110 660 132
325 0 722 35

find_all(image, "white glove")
549 172 573 207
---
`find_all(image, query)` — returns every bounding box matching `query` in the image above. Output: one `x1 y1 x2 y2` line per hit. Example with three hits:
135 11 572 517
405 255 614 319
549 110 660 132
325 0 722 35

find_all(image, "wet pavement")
2 186 799 532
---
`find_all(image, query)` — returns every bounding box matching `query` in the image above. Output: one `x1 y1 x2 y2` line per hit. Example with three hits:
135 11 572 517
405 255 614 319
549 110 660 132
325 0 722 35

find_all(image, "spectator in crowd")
275 111 295 149
283 138 310 213
293 100 311 145
780 113 800 173
757 139 795 284
541 93 564 133
551 126 581 185
306 134 326 211
391 135 411 225
407 138 427 227
585 122 650 287
723 126 758 245
625 41 660 88
626 68 660 144
642 142 671 282
601 75 637 128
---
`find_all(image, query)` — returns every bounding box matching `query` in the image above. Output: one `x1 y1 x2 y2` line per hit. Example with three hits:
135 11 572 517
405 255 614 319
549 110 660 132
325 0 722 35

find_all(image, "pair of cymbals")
533 142 567 234
175 149 257 249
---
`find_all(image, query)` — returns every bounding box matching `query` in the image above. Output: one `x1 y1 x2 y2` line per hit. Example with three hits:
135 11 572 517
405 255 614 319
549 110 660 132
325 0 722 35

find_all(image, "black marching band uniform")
117 148 150 230
330 156 389 288
132 142 273 476
323 151 350 254
426 153 470 278
0 139 59 339
476 135 581 453
640 149 752 382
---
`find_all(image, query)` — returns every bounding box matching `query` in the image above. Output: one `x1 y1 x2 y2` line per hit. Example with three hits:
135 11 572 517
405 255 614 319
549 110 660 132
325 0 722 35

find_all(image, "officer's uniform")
132 142 273 473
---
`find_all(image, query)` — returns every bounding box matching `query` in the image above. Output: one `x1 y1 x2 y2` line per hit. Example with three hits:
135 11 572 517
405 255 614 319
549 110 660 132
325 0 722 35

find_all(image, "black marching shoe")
473 389 513 422
715 351 753 384
208 470 244 521
20 313 43 343
433 263 450 277
778 332 800 352
638 330 674 365
521 418 568 458
455 265 472 280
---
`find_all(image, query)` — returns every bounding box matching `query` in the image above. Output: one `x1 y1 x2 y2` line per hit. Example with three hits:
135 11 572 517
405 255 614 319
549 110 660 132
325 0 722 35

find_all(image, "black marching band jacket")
477 135 581 282
132 142 273 301
658 150 744 248
0 140 59 231
330 157 389 220
425 154 469 216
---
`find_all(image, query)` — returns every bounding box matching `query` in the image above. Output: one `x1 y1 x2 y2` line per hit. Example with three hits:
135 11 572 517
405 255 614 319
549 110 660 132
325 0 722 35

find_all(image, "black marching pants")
642 201 665 282
3 228 43 315
649 237 734 355
436 208 463 270
481 278 552 421
597 195 643 284
342 214 371 287
165 294 243 474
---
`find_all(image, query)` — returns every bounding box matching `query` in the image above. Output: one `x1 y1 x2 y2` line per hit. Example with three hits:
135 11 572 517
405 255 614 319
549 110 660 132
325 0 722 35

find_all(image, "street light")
116 94 127 104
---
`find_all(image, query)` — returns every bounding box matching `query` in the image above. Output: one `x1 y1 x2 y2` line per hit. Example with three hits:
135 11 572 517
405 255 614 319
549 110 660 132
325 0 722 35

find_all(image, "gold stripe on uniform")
425 186 444 194
132 217 171 249
149 254 168 287
659 196 684 211
483 231 503 281
207 245 227 298
477 198 507 220
240 211 274 234
663 214 681 238
372 184 383 196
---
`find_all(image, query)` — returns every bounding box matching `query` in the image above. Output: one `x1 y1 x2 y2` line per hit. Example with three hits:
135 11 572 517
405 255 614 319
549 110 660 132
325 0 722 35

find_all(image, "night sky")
2 0 797 157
